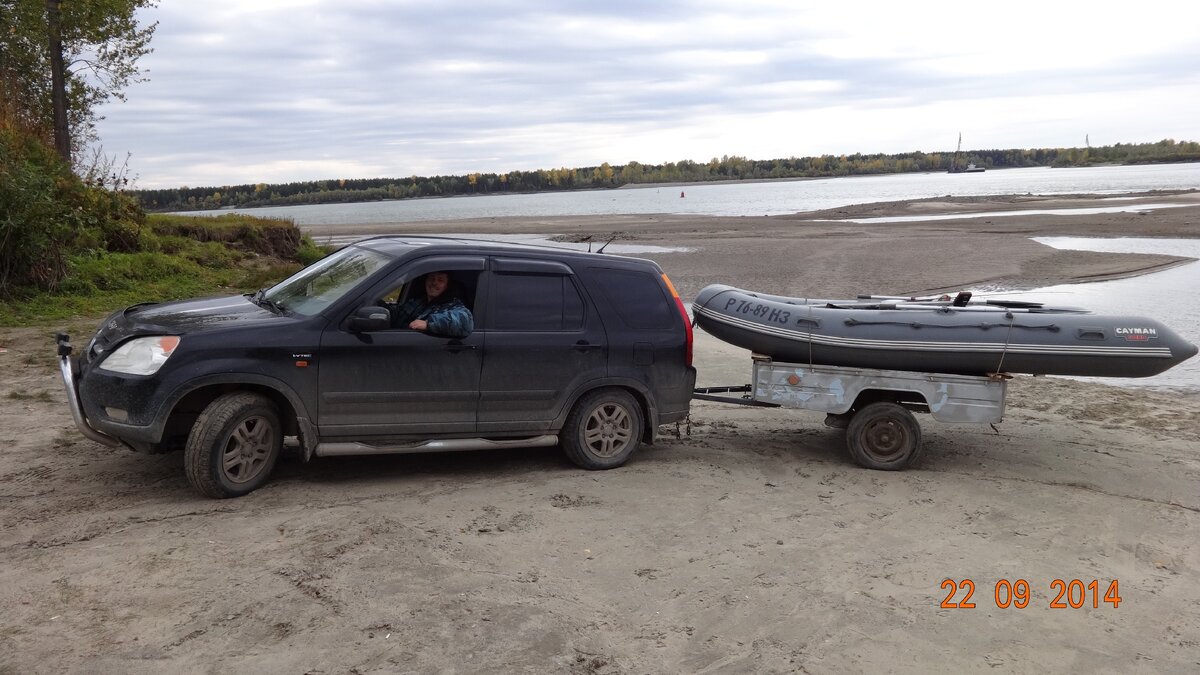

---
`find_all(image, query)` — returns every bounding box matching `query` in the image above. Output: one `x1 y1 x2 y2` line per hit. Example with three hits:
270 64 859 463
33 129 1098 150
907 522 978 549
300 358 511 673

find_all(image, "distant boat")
948 133 986 173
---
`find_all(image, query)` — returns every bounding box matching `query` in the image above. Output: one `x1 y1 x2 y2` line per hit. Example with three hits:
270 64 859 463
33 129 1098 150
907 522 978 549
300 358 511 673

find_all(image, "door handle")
444 342 477 353
573 341 603 352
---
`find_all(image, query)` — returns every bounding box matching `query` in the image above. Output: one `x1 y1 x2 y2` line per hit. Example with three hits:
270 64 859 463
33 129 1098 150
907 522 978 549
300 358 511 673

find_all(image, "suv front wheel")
184 392 283 498
561 388 644 470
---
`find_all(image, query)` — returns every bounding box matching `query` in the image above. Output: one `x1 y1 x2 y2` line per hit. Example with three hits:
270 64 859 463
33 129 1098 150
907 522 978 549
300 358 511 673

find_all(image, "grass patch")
0 214 332 326
147 213 303 258
296 237 328 266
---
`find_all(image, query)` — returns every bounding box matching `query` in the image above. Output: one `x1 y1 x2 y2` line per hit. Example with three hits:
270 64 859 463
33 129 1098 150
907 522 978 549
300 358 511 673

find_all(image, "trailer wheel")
846 402 922 470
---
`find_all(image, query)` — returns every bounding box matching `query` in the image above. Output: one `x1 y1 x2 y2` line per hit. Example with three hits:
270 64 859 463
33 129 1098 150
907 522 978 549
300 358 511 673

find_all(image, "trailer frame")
692 355 1009 469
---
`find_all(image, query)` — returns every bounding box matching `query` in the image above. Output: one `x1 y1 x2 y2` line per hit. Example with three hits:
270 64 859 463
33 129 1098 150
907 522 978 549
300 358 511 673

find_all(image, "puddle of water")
975 237 1200 391
833 203 1192 224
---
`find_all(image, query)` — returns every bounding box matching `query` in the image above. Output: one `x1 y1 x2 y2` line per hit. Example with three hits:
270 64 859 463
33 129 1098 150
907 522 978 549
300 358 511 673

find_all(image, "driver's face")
425 272 449 298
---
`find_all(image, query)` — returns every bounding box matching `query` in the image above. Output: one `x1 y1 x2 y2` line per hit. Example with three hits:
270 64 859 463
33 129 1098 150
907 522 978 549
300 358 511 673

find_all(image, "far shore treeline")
138 139 1200 212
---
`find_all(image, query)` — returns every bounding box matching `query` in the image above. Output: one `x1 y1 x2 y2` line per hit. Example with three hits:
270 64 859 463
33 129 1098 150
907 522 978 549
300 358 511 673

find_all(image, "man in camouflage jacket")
392 271 474 338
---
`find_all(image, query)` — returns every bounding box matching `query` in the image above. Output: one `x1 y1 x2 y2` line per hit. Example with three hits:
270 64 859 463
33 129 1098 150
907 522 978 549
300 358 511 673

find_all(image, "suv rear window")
591 268 673 329
490 273 584 330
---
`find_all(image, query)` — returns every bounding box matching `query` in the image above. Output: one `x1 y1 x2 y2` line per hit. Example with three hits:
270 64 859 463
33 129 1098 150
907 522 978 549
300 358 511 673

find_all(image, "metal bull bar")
56 333 121 447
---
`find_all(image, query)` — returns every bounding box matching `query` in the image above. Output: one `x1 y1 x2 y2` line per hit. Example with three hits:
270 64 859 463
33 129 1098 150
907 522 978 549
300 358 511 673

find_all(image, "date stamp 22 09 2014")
940 579 1122 609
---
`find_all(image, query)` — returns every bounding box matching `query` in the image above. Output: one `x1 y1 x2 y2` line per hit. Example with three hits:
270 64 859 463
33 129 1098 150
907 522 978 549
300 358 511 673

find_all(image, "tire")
845 401 922 470
184 392 283 498
560 389 644 470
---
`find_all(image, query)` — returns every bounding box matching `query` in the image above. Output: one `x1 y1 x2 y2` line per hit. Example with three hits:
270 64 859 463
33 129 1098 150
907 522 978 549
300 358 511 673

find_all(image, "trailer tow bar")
691 385 781 407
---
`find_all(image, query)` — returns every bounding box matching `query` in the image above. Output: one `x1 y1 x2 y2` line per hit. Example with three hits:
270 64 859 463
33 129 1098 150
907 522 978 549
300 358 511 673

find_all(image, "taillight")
661 273 693 367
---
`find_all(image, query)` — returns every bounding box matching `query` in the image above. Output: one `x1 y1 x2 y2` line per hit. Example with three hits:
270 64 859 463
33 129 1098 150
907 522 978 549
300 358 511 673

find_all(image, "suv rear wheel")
561 388 643 470
184 392 283 498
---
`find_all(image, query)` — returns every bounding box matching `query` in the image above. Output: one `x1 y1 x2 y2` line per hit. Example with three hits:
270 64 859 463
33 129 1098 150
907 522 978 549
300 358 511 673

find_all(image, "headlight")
98 336 181 376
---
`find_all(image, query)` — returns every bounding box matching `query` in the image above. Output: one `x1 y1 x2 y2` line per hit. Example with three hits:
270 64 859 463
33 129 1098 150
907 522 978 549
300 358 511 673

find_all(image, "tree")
0 0 158 163
47 1 70 160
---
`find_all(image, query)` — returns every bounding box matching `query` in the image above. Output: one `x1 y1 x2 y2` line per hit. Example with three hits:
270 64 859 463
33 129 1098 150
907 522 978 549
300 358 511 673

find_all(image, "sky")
92 0 1200 190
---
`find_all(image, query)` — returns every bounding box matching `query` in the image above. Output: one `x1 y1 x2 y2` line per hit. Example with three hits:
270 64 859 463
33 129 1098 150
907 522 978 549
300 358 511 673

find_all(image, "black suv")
57 236 696 498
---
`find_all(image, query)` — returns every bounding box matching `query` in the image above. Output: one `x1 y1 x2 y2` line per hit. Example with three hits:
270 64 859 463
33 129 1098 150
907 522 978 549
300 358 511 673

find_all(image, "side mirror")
348 306 391 332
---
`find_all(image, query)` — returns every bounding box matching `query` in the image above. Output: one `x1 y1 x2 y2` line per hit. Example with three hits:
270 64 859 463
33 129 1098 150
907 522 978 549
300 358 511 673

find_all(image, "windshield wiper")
249 288 287 315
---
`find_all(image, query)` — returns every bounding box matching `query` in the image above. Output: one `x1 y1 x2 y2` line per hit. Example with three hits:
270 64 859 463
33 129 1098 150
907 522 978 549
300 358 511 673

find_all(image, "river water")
182 163 1200 225
1005 238 1200 392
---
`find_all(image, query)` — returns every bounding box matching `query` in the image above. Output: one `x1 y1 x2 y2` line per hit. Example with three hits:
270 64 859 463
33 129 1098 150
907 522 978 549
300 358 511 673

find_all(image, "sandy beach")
2 191 1199 672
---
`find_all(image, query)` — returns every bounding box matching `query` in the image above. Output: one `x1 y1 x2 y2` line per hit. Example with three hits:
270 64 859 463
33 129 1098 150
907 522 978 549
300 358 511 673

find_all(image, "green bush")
1 124 149 295
296 236 330 265
0 125 81 293
81 182 148 252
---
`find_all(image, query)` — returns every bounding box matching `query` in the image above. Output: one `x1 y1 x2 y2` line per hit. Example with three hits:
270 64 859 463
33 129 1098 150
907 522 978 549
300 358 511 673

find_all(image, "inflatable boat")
692 285 1198 378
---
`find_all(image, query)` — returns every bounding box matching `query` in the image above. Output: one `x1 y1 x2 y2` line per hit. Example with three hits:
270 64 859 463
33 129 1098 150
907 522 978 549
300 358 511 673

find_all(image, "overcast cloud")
92 0 1200 189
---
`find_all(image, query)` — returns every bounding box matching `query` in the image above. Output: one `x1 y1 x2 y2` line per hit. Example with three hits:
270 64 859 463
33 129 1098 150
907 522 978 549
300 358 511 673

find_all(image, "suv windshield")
262 246 392 316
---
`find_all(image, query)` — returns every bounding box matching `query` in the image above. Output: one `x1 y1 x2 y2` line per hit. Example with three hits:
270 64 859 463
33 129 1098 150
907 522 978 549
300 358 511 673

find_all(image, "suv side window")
490 273 584 331
374 268 482 330
591 267 673 329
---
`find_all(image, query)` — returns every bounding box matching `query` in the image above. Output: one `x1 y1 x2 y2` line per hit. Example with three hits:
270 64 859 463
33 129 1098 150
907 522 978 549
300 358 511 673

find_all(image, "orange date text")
940 579 1121 609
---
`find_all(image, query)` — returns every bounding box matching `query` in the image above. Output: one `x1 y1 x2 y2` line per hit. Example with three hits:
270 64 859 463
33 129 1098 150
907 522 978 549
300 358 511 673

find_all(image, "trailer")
692 355 1009 470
